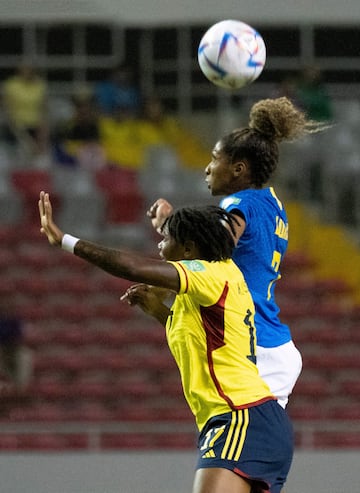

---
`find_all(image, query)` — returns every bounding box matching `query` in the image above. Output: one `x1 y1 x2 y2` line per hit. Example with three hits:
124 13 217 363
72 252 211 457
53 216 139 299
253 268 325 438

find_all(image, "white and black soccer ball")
198 19 266 90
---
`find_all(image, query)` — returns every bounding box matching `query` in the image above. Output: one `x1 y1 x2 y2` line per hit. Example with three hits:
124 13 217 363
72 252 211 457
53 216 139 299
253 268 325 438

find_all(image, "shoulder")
172 259 209 275
223 188 284 208
220 190 260 220
170 259 229 283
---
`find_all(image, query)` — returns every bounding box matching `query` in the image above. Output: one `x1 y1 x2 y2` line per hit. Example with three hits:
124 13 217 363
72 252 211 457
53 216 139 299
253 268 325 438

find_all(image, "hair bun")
249 114 277 139
248 97 312 142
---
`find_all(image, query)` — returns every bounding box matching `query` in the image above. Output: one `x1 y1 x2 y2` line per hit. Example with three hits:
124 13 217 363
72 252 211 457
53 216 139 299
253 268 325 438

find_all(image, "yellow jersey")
3 75 46 128
167 258 275 431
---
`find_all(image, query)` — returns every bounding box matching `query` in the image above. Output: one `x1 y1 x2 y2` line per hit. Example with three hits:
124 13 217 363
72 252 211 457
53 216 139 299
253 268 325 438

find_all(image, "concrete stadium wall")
1 450 359 493
0 0 359 25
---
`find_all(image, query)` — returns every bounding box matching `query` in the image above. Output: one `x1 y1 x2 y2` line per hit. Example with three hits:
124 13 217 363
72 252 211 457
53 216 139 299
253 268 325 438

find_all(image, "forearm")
74 239 145 282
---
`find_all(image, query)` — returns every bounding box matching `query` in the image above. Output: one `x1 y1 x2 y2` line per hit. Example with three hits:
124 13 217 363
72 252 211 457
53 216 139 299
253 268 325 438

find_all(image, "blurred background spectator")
97 94 210 171
295 65 334 123
1 62 49 169
94 63 141 118
0 296 32 391
52 85 106 170
294 66 334 203
137 95 209 169
98 102 145 169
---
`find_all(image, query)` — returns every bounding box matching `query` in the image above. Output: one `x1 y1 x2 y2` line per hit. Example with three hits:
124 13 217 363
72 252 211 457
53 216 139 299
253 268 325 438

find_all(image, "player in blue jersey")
148 96 327 408
39 194 294 493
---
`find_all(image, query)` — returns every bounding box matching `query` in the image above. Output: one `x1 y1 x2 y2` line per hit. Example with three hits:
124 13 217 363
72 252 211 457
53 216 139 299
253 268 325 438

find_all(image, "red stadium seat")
287 404 325 421
9 403 67 422
69 402 114 422
34 351 96 373
342 379 360 396
16 248 54 271
328 404 360 421
290 377 332 397
0 434 20 450
302 353 360 370
11 169 59 225
92 302 134 320
0 225 20 247
17 303 50 322
96 275 133 293
101 432 154 449
281 251 316 273
0 277 16 295
57 277 96 295
313 431 360 449
11 169 53 194
95 166 145 224
17 433 87 450
101 431 195 450
48 302 92 323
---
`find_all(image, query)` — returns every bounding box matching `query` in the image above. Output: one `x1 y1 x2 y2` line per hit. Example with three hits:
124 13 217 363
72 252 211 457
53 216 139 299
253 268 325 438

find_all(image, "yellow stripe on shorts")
221 409 249 461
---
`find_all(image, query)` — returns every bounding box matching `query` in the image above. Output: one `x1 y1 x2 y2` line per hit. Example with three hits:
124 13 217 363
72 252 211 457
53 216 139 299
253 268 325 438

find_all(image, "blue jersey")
220 187 291 348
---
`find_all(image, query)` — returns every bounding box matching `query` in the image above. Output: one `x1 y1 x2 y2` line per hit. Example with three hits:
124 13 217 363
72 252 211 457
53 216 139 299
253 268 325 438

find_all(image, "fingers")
120 284 149 305
39 191 51 216
39 191 47 233
39 191 50 230
120 290 139 306
146 198 169 217
38 191 45 217
146 201 159 218
38 191 63 246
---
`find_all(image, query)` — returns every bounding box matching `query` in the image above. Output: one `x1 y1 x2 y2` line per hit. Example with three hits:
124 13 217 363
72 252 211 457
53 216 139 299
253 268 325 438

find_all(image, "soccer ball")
198 19 266 90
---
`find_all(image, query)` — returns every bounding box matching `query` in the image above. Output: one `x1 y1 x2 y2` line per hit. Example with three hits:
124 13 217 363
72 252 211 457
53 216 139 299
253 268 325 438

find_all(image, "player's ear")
183 240 197 259
233 160 248 176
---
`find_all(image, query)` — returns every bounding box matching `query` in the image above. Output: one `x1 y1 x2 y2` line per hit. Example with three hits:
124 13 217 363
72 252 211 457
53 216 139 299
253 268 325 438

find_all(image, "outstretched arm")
39 191 180 292
146 198 173 233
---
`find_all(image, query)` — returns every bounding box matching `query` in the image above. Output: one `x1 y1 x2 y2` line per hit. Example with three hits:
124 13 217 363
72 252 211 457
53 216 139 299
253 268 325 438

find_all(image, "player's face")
205 141 236 196
158 230 185 261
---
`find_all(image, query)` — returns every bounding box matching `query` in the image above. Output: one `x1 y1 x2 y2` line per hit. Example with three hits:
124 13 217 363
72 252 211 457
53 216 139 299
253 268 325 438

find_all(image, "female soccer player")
148 96 327 408
39 192 293 493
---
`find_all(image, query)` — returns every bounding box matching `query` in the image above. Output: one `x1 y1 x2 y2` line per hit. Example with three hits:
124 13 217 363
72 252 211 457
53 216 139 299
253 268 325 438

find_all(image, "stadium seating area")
0 164 359 451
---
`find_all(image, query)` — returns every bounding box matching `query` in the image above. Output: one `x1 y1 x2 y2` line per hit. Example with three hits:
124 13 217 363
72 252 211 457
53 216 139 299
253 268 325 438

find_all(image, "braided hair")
219 96 328 187
162 205 239 262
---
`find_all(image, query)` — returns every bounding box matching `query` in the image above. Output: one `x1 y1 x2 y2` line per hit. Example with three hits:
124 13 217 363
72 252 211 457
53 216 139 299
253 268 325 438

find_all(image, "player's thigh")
192 467 251 493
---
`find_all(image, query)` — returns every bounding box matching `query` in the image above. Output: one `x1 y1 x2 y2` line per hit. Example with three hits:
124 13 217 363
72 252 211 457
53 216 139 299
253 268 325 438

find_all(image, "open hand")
38 191 64 246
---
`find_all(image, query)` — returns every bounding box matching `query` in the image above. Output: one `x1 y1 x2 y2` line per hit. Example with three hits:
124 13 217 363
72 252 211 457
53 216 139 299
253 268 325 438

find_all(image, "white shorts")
256 340 302 409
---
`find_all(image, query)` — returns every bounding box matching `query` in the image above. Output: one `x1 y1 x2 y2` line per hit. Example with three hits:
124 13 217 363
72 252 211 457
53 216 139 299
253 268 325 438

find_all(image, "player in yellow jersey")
39 192 293 493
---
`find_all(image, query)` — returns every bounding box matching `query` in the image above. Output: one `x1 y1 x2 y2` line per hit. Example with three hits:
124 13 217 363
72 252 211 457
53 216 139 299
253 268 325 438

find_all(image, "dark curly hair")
162 205 239 261
219 96 328 187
